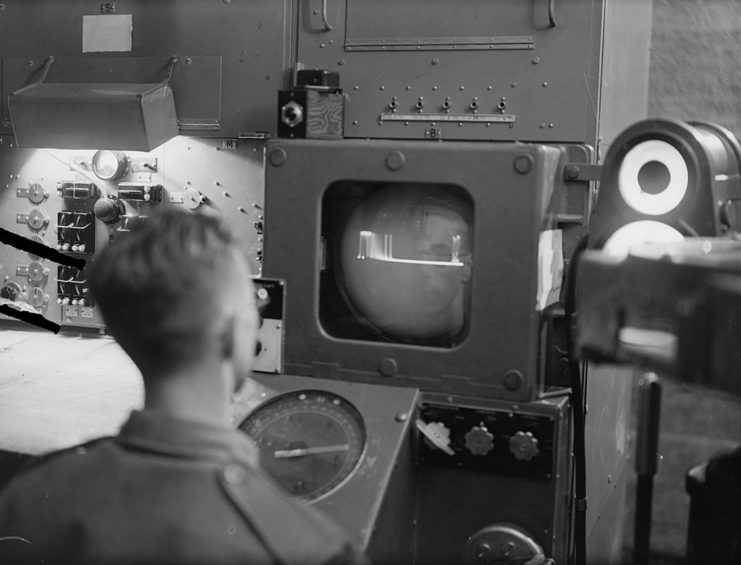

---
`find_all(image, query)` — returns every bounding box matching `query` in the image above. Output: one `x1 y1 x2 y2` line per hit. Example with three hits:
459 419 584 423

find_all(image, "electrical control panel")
0 136 265 329
418 401 557 480
415 393 572 564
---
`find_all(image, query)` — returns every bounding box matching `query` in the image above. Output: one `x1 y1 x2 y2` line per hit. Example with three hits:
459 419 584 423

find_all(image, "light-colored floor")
0 327 143 454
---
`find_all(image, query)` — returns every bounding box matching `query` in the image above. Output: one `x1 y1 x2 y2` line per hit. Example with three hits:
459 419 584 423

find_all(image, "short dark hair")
90 209 246 375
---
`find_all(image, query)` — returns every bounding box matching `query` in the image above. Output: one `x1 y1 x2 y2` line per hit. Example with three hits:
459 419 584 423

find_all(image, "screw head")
513 155 534 175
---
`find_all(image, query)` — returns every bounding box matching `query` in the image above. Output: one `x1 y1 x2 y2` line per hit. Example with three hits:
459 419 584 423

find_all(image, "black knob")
1 284 19 301
94 197 125 224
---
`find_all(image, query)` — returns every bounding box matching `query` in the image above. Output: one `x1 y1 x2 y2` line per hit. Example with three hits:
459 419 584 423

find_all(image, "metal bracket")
563 164 602 182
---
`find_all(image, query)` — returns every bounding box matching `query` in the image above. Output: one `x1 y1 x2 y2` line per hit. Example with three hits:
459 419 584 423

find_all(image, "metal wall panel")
0 0 294 138
296 0 605 144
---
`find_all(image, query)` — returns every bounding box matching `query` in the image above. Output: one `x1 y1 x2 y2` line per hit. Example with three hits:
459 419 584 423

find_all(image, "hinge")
563 164 602 182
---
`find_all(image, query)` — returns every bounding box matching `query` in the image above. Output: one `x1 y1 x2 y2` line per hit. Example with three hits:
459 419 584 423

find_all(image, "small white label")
80 306 95 318
536 229 564 311
82 14 132 53
64 305 79 317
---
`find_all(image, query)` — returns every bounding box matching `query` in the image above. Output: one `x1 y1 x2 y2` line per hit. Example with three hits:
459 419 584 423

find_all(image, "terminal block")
117 183 163 202
56 265 93 307
57 211 95 253
57 181 99 200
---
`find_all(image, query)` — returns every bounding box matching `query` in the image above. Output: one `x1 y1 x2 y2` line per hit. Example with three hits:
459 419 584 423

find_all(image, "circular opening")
335 183 473 346
637 160 671 195
92 150 127 181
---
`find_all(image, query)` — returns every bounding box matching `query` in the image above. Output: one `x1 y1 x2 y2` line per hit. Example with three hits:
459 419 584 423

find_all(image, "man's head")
90 209 258 390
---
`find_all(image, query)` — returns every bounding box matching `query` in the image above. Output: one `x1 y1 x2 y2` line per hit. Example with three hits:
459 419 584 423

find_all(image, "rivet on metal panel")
532 57 541 64
503 369 525 390
542 82 549 87
511 82 518 88
385 151 406 171
514 155 534 174
337 59 345 65
353 85 359 90
395 412 408 422
431 58 439 65
268 148 288 167
378 357 398 377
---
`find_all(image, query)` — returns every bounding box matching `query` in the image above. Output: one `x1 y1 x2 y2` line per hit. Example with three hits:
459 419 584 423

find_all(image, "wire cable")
564 235 589 565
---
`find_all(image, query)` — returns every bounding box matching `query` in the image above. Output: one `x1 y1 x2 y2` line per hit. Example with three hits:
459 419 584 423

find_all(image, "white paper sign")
82 14 133 53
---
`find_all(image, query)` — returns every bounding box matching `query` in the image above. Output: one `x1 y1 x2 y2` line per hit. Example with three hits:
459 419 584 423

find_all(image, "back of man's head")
90 209 255 378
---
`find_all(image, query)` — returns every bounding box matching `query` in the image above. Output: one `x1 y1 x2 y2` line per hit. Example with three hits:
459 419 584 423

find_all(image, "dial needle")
273 444 351 459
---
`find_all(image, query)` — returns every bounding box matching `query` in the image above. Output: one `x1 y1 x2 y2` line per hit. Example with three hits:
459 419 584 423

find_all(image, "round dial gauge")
92 150 127 181
239 390 366 501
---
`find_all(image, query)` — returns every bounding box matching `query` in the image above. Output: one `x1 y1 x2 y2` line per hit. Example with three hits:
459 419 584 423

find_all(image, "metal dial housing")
92 150 128 181
239 390 366 501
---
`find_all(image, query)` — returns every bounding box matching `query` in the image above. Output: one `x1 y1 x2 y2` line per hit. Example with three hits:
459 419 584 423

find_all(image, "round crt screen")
335 183 473 346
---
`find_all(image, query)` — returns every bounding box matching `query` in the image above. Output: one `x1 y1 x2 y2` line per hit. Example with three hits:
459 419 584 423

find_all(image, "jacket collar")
117 409 260 467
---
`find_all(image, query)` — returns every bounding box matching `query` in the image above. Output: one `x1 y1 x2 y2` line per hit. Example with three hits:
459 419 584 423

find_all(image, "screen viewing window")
321 182 474 347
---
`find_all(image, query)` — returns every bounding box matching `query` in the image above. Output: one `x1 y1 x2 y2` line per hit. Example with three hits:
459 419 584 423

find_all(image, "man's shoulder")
219 463 367 564
1 436 114 493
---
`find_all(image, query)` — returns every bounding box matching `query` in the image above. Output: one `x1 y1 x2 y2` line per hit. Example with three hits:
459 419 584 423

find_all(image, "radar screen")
321 182 473 347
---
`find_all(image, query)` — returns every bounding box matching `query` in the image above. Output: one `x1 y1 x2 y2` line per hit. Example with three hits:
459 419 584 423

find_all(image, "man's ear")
220 315 236 359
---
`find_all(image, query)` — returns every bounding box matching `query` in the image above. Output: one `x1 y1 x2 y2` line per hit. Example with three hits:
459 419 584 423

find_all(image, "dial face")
239 390 366 501
28 183 46 204
92 150 127 181
27 261 45 282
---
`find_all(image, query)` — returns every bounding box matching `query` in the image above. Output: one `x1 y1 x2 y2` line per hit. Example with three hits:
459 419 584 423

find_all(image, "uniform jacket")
0 410 368 565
